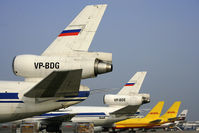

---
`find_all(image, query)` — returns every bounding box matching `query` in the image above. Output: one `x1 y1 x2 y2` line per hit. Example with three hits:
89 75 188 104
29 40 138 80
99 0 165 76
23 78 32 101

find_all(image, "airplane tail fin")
145 101 164 119
178 109 188 121
42 4 107 55
117 71 147 95
160 101 181 119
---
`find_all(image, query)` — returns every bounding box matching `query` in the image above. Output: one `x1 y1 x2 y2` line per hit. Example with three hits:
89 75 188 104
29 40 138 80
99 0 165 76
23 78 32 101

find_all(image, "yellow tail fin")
145 101 164 119
160 101 181 119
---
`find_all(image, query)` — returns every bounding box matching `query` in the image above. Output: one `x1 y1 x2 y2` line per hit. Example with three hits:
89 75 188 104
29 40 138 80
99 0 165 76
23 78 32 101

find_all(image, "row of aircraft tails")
114 101 188 131
4 71 150 132
0 4 112 123
0 3 188 133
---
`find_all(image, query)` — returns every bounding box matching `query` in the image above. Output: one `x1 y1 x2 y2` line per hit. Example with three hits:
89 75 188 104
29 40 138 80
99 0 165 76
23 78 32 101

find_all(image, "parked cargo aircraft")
114 101 181 130
0 4 111 123
17 71 150 132
158 109 188 131
115 101 164 129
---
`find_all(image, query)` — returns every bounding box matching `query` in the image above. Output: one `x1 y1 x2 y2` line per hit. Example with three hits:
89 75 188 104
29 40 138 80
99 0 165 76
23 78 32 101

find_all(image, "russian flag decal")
58 29 81 37
124 83 135 86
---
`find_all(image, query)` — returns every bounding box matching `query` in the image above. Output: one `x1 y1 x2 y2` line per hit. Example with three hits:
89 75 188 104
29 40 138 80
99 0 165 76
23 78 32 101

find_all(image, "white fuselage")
69 106 130 127
0 81 89 123
21 106 138 128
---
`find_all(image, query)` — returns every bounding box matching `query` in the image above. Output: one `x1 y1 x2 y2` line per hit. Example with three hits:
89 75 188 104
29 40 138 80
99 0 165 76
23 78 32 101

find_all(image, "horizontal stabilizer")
43 114 76 122
168 117 178 121
24 70 82 98
149 119 162 124
111 105 140 115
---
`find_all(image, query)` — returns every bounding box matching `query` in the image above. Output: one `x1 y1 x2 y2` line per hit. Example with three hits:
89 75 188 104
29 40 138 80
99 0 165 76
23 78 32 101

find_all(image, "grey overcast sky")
0 0 199 120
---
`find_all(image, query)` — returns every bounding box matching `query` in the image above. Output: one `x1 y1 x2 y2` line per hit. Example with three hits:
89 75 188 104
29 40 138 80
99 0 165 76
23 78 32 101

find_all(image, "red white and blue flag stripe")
124 83 135 86
58 29 81 37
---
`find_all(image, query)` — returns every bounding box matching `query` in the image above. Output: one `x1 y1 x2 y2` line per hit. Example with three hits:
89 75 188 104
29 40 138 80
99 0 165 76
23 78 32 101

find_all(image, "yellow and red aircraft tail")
145 101 164 119
160 101 181 119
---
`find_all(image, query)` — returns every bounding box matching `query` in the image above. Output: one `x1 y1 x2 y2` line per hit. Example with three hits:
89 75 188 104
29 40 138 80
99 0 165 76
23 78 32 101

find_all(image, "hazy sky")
0 0 199 120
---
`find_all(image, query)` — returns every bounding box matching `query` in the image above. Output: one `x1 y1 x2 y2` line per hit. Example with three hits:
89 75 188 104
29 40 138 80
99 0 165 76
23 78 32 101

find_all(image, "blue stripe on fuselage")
0 91 89 103
39 112 106 117
56 99 85 102
57 91 89 102
0 91 89 99
0 101 24 103
0 93 19 99
65 91 90 98
77 113 106 116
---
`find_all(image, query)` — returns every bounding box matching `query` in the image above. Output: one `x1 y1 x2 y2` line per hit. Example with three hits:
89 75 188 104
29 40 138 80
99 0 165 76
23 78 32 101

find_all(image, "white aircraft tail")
178 109 188 121
42 4 107 56
117 71 147 95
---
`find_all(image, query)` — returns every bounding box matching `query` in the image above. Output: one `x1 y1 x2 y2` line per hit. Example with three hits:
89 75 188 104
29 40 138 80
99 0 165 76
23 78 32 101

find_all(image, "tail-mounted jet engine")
12 53 112 80
104 94 150 106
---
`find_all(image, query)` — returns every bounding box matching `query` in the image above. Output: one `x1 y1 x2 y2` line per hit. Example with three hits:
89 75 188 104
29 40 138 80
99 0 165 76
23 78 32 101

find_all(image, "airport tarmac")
111 131 199 133
143 131 197 133
101 131 199 133
45 131 199 133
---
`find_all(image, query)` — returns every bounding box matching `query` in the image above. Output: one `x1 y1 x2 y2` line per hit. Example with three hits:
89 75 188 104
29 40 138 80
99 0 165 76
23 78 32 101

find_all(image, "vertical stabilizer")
117 71 147 95
178 109 188 117
42 4 107 55
178 109 188 121
160 101 181 119
145 101 164 119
